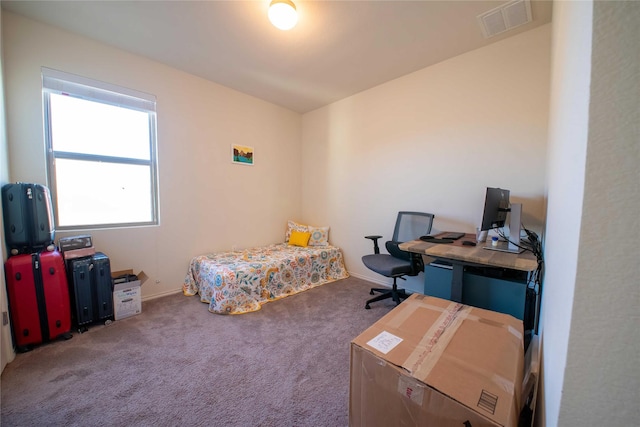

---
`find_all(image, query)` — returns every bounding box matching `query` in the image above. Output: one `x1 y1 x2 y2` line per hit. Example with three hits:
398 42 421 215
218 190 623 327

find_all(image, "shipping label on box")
112 270 147 320
113 281 142 320
349 294 524 427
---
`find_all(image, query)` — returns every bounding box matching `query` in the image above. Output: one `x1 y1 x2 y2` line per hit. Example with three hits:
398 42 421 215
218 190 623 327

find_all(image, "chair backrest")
392 211 435 243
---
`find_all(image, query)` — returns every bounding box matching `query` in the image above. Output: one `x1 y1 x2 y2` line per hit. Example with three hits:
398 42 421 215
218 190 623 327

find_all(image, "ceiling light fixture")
268 0 298 31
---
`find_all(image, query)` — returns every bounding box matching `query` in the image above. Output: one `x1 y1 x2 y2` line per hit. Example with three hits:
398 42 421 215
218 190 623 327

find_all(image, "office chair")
362 211 435 309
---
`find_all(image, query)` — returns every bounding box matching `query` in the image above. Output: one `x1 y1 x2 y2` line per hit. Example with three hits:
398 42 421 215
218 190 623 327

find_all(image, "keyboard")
439 232 465 240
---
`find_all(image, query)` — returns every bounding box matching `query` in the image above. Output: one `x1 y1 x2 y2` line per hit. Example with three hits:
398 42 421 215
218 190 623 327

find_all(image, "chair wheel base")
365 284 409 309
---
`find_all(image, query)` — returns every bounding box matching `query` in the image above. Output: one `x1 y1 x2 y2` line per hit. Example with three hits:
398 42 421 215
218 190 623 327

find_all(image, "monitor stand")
484 203 524 254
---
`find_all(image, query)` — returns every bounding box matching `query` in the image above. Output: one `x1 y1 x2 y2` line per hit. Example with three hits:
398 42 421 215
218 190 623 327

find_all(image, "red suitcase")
4 250 72 350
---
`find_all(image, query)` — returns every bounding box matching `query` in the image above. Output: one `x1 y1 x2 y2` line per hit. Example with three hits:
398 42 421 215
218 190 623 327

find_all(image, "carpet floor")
1 276 397 426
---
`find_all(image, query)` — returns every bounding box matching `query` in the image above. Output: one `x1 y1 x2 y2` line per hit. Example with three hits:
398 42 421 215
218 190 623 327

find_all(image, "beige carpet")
1 276 396 426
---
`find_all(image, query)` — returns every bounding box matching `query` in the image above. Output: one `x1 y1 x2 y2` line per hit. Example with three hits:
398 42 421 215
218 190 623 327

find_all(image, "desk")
399 233 540 328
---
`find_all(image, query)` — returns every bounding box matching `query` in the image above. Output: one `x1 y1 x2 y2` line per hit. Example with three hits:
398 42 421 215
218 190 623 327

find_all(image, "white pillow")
308 226 330 246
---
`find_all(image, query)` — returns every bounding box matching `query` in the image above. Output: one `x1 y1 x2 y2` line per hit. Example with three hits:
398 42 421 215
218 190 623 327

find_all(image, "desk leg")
450 264 464 303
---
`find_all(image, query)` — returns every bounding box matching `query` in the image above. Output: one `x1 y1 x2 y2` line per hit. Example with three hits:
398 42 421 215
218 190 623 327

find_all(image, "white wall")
538 1 592 423
0 6 17 372
2 12 302 300
302 25 551 293
541 1 640 426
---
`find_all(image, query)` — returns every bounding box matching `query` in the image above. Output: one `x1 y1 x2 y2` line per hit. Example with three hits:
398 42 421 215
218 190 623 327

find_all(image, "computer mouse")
462 240 477 246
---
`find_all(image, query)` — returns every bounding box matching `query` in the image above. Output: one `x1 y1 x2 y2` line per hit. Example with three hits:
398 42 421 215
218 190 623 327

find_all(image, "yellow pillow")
285 220 308 243
289 230 311 247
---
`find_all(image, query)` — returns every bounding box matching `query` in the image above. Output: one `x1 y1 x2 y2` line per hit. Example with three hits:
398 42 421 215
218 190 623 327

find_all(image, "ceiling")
1 0 552 113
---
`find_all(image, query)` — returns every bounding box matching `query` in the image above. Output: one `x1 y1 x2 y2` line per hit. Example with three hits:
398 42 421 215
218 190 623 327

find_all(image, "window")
42 68 159 230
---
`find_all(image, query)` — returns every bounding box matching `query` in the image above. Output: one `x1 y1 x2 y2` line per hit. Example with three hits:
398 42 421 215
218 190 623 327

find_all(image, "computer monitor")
480 187 524 254
480 187 510 231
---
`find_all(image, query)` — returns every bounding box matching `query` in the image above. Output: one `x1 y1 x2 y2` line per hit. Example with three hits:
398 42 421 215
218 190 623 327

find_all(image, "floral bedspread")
183 244 349 314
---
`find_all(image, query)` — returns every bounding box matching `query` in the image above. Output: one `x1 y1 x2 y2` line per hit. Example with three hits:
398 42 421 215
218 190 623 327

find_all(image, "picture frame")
231 144 254 166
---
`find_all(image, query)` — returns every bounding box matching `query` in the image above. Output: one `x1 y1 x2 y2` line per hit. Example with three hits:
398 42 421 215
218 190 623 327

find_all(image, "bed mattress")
183 243 349 314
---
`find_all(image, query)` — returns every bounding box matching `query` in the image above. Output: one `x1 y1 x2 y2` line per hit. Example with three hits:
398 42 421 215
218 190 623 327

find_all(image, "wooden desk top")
399 233 539 272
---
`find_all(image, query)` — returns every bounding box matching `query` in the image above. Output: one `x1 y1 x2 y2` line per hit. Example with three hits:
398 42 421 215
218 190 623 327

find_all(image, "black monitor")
480 187 510 231
480 187 524 254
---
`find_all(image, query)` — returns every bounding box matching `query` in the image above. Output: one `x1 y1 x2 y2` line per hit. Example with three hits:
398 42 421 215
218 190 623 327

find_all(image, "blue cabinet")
424 263 531 322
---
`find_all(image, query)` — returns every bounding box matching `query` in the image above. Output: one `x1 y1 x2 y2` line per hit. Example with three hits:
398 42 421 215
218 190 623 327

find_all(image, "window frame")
42 68 160 231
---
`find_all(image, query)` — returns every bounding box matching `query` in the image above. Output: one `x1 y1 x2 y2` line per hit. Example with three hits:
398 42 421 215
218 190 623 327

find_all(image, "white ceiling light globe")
268 0 298 31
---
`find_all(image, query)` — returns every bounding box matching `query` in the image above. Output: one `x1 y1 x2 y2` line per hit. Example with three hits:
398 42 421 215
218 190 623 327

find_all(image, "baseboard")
348 272 392 288
141 288 183 302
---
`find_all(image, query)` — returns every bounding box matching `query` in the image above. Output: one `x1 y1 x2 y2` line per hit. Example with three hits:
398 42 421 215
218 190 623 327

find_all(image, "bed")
183 239 349 314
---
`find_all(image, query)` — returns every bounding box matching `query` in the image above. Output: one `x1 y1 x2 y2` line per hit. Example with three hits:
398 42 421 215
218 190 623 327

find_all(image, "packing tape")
385 299 477 330
492 373 516 396
508 325 523 340
472 315 524 341
386 299 460 329
424 301 523 338
393 298 522 380
404 302 469 378
457 313 523 341
384 300 422 329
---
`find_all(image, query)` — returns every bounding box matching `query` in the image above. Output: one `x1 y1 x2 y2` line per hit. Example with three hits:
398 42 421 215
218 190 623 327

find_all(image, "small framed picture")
231 144 254 166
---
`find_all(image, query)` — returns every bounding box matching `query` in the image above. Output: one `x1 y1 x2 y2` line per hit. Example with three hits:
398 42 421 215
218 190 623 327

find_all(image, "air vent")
477 0 532 38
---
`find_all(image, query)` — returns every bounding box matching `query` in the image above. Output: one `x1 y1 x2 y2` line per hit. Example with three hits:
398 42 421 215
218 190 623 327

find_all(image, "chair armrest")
365 235 383 254
387 241 424 272
386 241 410 261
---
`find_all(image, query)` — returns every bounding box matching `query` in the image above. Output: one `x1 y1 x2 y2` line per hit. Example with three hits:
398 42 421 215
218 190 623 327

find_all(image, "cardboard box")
111 269 148 320
61 246 96 260
58 235 93 251
58 235 96 260
520 335 540 427
350 294 524 427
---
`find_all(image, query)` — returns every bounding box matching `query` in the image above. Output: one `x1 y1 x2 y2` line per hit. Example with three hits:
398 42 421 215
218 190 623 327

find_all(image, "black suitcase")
2 183 55 255
67 252 113 331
